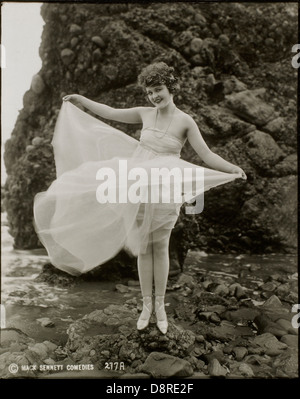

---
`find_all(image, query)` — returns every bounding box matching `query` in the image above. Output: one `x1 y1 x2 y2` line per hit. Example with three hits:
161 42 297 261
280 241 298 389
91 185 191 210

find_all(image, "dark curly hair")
137 62 180 94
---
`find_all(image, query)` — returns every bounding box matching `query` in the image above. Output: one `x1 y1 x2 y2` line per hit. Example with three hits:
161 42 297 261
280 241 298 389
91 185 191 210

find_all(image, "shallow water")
1 212 297 346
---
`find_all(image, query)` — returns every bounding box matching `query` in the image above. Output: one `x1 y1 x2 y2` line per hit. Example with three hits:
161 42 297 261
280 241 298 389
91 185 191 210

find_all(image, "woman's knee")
153 239 169 256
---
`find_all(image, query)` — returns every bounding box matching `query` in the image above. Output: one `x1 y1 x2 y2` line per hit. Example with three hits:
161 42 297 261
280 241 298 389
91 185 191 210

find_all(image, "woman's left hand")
231 166 247 180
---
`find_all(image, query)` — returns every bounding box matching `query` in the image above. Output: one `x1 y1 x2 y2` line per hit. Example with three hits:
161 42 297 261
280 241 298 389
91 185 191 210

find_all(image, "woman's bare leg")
152 229 172 296
137 235 154 297
136 235 154 329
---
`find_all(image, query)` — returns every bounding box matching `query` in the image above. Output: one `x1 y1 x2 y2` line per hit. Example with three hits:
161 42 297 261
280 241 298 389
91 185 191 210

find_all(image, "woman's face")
145 84 172 109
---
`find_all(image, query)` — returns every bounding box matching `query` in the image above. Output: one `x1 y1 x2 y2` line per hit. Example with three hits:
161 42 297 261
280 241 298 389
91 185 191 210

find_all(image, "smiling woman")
1 2 43 184
33 61 246 336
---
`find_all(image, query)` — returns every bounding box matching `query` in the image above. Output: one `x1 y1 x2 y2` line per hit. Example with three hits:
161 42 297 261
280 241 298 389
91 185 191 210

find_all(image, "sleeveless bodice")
139 127 186 157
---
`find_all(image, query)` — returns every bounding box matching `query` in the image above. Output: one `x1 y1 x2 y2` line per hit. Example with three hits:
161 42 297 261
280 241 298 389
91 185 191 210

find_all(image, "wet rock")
65 305 196 367
262 295 283 309
223 76 247 94
232 346 248 361
0 328 34 348
224 89 275 126
36 317 55 328
260 281 278 292
273 154 297 176
253 314 287 338
207 358 227 377
115 284 130 293
228 283 247 299
31 74 45 94
251 333 288 356
202 350 224 364
207 320 254 342
220 307 260 323
140 352 193 378
176 273 196 288
276 318 298 335
245 130 284 169
238 363 254 377
273 349 298 377
60 48 75 65
212 284 230 297
280 335 298 347
263 116 285 137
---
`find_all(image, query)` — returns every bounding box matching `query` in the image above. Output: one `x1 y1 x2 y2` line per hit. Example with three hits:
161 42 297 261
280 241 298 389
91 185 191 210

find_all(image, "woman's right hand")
62 94 82 103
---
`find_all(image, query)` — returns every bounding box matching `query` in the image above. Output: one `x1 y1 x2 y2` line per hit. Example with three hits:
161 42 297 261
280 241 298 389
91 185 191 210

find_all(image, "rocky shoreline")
1 251 298 379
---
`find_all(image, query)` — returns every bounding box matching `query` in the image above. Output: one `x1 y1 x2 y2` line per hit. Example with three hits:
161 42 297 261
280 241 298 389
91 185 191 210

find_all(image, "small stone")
196 335 205 343
260 282 278 292
37 318 55 328
262 295 283 308
69 24 82 34
61 48 75 65
207 358 227 377
213 284 229 296
43 341 58 352
115 284 129 293
91 36 105 48
92 48 102 61
26 145 35 153
70 37 79 48
140 352 194 378
252 333 288 356
32 137 44 146
31 74 45 94
28 343 49 360
232 346 248 361
189 38 203 54
238 363 254 377
219 34 230 46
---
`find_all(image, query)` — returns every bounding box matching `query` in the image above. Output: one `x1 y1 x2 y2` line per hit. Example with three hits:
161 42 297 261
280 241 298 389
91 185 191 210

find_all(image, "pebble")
91 36 105 48
32 137 44 146
262 295 283 308
232 346 248 361
189 38 203 54
115 284 130 293
36 317 55 328
69 24 82 34
238 363 254 377
207 358 227 377
60 48 75 65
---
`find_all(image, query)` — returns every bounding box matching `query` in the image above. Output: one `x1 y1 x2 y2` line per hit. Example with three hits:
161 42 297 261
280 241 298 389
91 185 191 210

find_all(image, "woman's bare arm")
186 116 246 179
63 94 144 124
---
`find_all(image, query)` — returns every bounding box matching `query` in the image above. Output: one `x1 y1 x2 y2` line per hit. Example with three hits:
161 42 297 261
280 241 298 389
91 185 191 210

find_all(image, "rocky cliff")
3 2 298 257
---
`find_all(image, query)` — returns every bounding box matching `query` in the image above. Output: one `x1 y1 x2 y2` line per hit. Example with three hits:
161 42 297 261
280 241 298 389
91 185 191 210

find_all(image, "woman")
34 62 246 335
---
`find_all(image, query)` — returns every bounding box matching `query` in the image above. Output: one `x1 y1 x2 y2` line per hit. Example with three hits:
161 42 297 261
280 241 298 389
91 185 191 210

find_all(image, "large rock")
224 89 276 126
3 2 298 258
140 352 194 378
64 304 197 372
244 130 285 169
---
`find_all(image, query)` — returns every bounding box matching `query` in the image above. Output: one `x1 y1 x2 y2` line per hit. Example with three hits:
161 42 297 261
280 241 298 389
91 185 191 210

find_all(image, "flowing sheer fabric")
33 102 241 275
